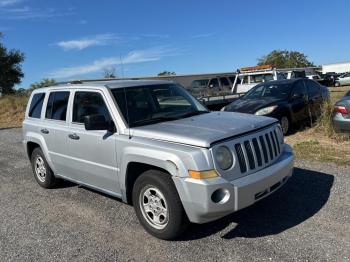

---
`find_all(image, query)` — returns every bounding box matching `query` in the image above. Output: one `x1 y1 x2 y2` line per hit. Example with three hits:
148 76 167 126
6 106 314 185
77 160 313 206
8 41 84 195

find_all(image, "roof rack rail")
54 78 129 86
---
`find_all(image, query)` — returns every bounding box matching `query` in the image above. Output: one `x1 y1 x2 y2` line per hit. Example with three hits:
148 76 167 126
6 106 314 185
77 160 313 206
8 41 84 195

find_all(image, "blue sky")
1 0 349 88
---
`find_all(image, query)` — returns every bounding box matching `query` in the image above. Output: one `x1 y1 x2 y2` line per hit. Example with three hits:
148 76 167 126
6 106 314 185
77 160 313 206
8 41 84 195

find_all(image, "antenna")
120 54 125 78
123 87 131 139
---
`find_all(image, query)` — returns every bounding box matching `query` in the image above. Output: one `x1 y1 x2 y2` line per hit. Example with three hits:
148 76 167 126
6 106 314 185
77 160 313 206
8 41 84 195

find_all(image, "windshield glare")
243 82 292 100
112 84 209 127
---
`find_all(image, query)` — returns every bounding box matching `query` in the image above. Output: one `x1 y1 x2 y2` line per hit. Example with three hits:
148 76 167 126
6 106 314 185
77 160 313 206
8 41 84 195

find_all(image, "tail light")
334 105 349 116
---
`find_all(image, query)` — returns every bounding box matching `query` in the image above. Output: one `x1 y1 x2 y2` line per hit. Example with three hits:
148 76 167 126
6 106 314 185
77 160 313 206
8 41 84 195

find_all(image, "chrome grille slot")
244 140 255 170
252 138 262 167
259 135 269 163
270 132 277 157
235 143 247 173
265 133 274 160
273 130 280 154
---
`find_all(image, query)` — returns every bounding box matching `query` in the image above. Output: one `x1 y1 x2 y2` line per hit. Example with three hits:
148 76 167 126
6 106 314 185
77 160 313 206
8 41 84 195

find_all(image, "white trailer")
322 61 350 74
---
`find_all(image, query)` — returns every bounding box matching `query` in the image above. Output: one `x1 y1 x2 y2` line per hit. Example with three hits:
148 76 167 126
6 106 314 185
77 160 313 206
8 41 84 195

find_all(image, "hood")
131 112 276 148
224 97 283 114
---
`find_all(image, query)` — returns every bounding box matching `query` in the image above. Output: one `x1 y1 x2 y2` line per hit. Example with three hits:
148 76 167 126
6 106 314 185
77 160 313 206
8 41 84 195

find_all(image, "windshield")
243 82 292 100
112 84 209 127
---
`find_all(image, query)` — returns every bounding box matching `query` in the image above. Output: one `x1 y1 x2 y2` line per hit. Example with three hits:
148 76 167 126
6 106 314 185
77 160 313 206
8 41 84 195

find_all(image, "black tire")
132 170 189 240
280 115 290 135
335 81 341 87
30 147 57 188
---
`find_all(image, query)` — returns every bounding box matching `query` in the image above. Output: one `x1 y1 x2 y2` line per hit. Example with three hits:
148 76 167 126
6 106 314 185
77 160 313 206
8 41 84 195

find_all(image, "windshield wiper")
179 110 210 118
132 116 179 127
132 111 209 127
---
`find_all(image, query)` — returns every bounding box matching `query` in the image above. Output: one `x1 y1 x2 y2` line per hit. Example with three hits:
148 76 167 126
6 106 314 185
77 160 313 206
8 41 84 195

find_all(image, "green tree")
257 50 315 68
158 71 176 76
103 67 117 78
29 78 56 90
0 33 25 94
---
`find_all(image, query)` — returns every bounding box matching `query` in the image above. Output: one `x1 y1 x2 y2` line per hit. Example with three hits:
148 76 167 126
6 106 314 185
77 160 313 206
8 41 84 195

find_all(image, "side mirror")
84 114 115 132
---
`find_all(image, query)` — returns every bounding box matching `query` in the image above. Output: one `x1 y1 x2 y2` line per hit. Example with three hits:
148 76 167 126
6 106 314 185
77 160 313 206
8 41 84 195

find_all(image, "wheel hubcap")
34 156 46 183
281 117 289 135
139 186 168 229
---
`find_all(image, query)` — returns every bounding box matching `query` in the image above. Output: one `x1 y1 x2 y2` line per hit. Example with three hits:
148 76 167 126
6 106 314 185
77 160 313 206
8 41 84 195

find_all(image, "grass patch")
293 139 350 166
0 95 28 128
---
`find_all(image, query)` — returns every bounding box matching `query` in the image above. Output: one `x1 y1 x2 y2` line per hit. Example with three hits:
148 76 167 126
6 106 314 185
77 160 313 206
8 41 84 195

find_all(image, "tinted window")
191 79 209 88
219 77 230 86
208 78 219 88
72 92 111 123
229 76 236 84
244 82 292 100
250 74 264 83
291 81 307 98
250 74 274 83
306 81 320 98
243 76 248 84
112 84 208 127
45 91 70 121
29 93 45 118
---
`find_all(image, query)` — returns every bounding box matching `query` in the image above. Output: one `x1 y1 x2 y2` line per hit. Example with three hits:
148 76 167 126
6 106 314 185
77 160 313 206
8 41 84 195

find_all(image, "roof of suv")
35 79 174 93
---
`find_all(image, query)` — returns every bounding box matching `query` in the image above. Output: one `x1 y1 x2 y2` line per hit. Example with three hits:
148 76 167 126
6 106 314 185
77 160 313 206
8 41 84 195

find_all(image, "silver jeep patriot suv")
23 80 294 239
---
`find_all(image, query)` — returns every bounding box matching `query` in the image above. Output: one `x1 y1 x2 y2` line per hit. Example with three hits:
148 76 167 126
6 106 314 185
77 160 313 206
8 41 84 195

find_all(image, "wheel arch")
124 161 175 205
24 131 56 172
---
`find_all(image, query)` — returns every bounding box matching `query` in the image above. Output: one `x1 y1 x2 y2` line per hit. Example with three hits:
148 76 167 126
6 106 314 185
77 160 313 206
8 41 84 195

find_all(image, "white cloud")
0 0 22 7
56 34 119 51
0 4 73 20
48 47 178 79
191 33 213 39
141 34 170 39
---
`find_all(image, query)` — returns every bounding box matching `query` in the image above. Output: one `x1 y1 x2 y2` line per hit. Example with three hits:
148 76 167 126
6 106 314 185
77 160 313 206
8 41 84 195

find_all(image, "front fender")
119 146 190 202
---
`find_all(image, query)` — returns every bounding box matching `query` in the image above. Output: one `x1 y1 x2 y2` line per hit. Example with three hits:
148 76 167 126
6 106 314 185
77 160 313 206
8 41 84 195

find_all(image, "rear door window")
45 91 70 121
306 80 321 98
28 93 45 118
292 81 307 99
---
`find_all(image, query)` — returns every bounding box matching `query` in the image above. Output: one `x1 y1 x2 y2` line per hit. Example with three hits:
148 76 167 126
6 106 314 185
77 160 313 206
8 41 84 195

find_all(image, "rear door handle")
68 133 80 140
41 128 49 134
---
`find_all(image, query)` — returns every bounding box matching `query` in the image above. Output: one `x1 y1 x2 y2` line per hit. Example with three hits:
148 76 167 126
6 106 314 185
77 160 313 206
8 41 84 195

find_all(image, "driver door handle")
68 133 80 140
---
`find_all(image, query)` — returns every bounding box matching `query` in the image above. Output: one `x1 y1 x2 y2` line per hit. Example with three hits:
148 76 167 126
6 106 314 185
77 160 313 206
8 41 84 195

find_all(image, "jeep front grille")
234 129 282 174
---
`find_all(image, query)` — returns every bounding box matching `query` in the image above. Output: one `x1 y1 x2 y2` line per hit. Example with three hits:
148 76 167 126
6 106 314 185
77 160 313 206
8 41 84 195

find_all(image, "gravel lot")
0 128 349 262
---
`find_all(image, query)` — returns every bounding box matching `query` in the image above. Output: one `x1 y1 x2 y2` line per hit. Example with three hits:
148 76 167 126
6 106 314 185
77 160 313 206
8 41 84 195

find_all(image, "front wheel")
280 116 290 135
334 81 341 87
132 170 188 240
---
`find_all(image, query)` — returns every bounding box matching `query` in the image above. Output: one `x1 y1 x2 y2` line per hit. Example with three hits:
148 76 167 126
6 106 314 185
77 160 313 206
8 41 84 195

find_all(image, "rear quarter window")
28 93 45 118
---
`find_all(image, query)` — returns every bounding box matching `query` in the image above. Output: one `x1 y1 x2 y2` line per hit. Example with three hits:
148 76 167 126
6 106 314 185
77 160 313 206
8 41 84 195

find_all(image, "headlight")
215 146 233 170
255 105 278 116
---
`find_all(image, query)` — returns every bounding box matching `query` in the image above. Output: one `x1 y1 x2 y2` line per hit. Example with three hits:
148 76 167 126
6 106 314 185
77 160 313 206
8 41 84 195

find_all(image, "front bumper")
173 144 294 224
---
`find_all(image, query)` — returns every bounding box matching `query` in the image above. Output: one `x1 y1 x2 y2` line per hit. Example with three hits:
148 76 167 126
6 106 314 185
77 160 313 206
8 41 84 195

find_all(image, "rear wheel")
280 116 290 135
132 170 188 240
31 147 57 188
335 81 341 87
